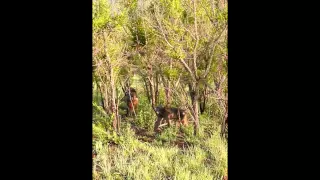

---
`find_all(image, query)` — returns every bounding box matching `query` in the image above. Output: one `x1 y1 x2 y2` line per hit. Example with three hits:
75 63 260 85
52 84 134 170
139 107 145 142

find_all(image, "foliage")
135 96 157 130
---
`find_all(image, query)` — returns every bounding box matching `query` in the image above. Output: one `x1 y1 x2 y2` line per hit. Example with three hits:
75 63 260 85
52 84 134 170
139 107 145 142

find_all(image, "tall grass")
93 119 227 180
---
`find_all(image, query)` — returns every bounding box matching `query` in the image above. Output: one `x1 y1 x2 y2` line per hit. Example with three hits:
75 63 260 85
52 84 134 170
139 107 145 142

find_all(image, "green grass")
93 117 227 180
93 129 227 179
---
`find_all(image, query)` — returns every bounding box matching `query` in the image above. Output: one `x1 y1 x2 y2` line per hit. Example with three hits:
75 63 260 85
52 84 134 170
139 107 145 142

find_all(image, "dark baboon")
154 105 188 132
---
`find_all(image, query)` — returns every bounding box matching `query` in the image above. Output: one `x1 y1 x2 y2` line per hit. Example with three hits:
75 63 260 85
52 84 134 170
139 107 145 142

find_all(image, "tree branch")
204 25 227 78
179 58 197 82
153 5 174 49
193 0 199 78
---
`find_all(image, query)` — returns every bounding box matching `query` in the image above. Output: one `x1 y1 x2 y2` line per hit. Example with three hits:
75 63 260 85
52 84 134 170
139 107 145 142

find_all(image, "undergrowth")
93 85 228 180
93 124 227 180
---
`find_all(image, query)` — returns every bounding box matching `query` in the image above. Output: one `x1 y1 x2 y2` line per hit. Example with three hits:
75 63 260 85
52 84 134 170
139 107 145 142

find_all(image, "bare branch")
179 58 197 82
204 25 227 78
182 25 196 40
193 0 199 78
153 9 174 49
201 1 215 25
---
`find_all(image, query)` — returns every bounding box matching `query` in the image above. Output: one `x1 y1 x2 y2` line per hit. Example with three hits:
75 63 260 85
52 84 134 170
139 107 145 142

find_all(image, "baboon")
154 105 188 132
122 87 139 117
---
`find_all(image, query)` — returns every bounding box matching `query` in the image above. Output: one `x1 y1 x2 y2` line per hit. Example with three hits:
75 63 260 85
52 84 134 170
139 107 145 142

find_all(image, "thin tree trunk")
193 92 199 136
200 86 207 114
97 81 106 112
149 78 156 109
189 83 200 135
165 59 172 107
126 77 131 90
143 78 151 103
155 73 159 105
103 84 110 114
110 70 118 131
116 94 120 132
166 82 171 107
221 98 228 138
159 73 170 107
148 64 156 110
103 30 119 132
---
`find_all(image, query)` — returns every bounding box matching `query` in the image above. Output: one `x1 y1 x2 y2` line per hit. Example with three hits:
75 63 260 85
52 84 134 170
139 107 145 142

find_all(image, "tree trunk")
116 93 121 132
143 78 151 103
104 84 113 115
155 73 159 105
165 59 172 107
199 86 207 114
103 30 119 132
96 81 105 110
189 83 200 136
221 99 228 138
149 78 156 109
192 93 199 136
148 64 156 110
125 77 131 90
165 82 171 107
159 73 171 107
110 70 119 131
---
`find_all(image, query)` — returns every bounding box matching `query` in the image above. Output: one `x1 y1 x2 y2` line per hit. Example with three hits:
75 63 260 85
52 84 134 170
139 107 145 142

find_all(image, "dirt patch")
134 127 156 143
125 118 192 149
128 121 156 143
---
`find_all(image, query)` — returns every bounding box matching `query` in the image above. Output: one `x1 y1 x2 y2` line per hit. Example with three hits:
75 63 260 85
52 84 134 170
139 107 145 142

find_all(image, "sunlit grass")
93 118 228 180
